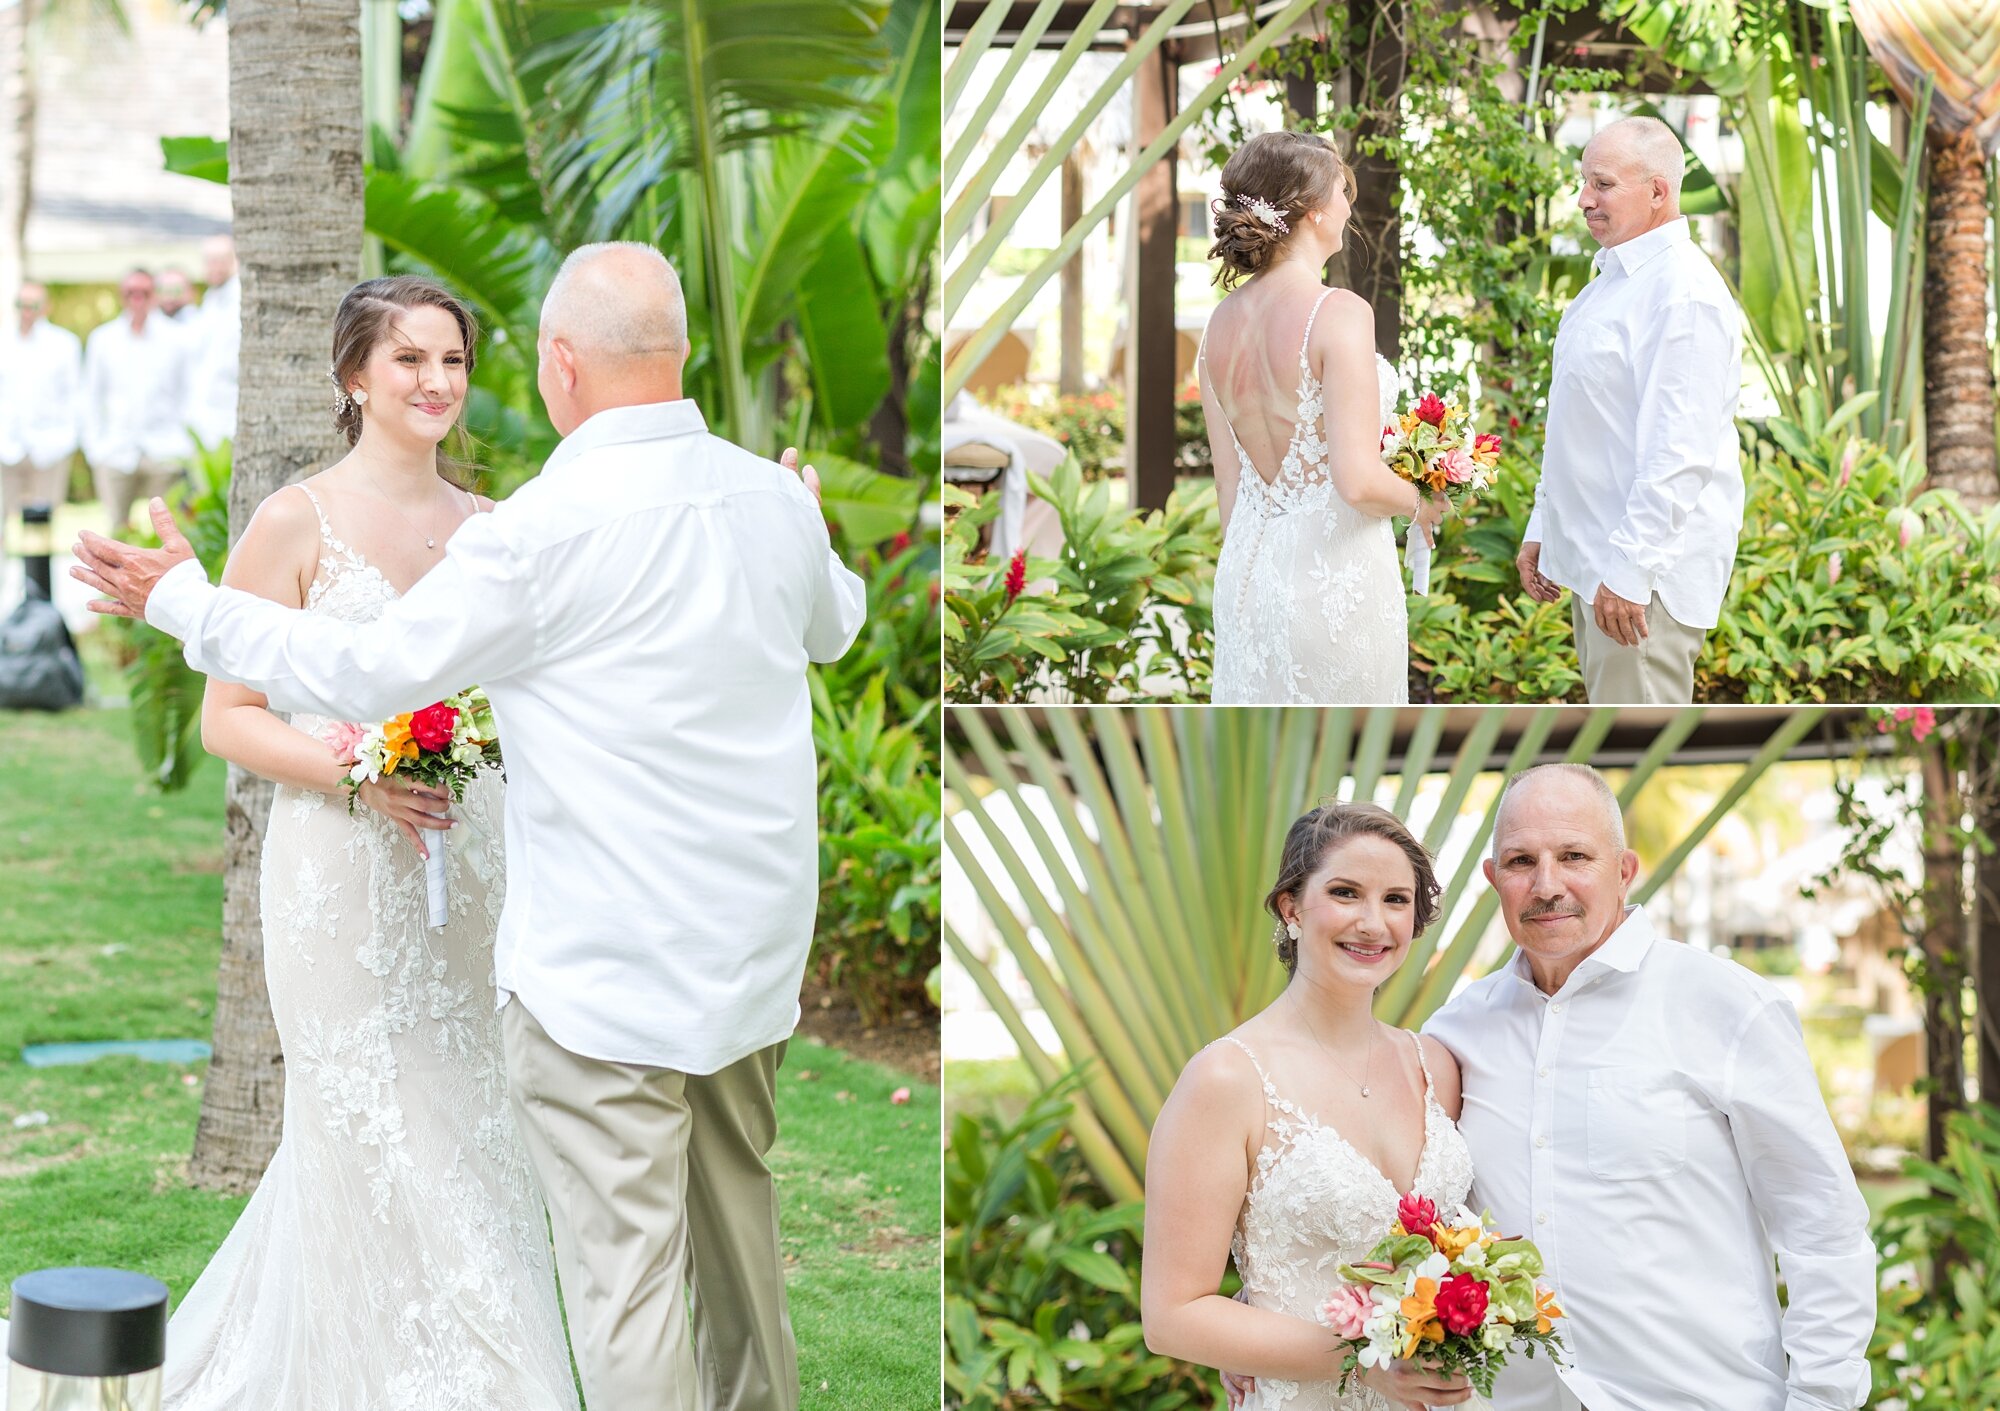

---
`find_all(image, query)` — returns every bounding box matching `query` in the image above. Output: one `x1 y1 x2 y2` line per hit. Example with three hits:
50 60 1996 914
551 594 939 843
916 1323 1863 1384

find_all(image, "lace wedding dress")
1206 288 1409 704
155 487 578 1410
1219 1031 1474 1411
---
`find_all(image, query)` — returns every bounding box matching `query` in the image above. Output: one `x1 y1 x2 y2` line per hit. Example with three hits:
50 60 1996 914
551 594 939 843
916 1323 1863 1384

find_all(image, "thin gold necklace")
1294 992 1378 1099
359 464 450 551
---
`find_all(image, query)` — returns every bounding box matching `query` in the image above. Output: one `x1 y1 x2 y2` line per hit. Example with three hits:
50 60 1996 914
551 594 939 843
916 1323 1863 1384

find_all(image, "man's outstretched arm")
77 498 538 722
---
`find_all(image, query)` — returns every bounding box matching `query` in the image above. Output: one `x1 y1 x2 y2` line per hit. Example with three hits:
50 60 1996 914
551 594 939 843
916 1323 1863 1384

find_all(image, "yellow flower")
1400 411 1420 437
381 716 420 771
1399 1278 1446 1359
1432 1225 1484 1261
1535 1286 1564 1335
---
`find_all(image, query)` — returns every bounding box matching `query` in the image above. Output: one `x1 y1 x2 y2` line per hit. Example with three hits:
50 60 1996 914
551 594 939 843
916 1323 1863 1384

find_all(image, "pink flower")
320 720 366 765
1437 447 1477 485
1837 440 1858 488
890 1087 911 1106
1320 1283 1375 1340
1892 706 1937 742
1003 549 1027 602
1827 552 1842 586
1888 507 1923 548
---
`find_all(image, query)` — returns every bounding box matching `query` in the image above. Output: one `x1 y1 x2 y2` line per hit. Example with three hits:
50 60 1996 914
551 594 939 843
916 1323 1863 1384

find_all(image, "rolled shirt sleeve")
147 513 540 722
806 547 867 663
1601 297 1738 603
1723 997 1877 1411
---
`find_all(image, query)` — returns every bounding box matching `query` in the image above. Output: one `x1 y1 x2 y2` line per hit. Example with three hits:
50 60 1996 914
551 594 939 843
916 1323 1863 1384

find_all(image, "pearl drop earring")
1285 920 1302 941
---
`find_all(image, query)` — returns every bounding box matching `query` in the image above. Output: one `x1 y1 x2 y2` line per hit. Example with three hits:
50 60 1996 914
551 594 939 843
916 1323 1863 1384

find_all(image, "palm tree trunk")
0 0 34 297
1923 127 1998 507
188 0 362 1194
1919 743 1969 1167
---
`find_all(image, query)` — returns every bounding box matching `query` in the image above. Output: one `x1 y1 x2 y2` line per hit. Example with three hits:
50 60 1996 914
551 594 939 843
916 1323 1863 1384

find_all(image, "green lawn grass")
0 707 940 1408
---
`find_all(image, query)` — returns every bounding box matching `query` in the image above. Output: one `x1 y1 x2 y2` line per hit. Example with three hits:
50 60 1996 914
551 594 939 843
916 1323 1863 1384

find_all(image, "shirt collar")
1508 903 1658 992
1592 216 1690 278
543 399 708 476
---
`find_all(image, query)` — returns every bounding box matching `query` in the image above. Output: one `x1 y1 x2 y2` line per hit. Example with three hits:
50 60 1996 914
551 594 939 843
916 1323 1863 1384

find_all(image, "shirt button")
1550 1002 1564 1014
1535 1135 1547 1148
1538 1066 1550 1078
1536 1213 1548 1225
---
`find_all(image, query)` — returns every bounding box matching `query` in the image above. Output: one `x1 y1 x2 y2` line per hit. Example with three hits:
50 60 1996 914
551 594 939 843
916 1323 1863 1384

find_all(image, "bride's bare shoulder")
1172 1031 1268 1104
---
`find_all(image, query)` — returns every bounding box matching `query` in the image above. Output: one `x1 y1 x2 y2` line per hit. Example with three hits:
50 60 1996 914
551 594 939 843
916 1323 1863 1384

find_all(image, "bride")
1196 131 1442 705
1140 802 1474 1410
116 276 574 1409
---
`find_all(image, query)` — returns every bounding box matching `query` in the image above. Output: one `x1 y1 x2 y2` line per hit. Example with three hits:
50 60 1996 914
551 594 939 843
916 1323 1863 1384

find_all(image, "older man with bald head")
1422 764 1874 1411
74 241 866 1411
1518 116 1745 703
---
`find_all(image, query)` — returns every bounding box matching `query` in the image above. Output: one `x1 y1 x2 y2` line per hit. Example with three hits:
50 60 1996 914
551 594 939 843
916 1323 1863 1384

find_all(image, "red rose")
1396 1192 1437 1238
1414 393 1449 427
1434 1273 1490 1336
408 702 459 753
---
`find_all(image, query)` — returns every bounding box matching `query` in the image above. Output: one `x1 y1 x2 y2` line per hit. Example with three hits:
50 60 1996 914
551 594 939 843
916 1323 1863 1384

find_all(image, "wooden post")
1126 36 1178 511
1061 153 1085 396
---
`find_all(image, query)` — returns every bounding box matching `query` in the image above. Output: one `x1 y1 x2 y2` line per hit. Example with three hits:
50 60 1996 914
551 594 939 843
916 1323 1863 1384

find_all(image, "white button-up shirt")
147 400 868 1074
0 318 83 469
185 277 239 448
82 313 194 472
1423 905 1874 1411
1526 218 1744 628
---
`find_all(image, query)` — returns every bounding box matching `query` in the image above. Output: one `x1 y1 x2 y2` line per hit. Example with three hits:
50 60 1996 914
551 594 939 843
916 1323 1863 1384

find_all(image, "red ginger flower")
1414 393 1449 427
408 702 459 752
1396 1191 1437 1239
1003 549 1027 602
1434 1273 1491 1335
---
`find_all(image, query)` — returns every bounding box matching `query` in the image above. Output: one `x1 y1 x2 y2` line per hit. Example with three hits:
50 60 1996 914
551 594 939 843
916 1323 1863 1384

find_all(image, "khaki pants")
1 457 68 549
503 998 799 1411
92 455 183 535
1571 592 1705 704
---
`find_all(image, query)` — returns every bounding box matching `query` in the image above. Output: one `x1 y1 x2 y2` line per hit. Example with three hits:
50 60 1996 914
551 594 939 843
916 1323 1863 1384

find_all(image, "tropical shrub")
942 460 1218 703
1702 397 2000 702
944 1082 1214 1410
811 672 939 1024
1869 1103 2000 1407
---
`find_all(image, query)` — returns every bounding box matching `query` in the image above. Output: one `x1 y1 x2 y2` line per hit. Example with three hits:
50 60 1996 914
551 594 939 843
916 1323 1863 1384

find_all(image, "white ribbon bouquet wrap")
321 688 504 930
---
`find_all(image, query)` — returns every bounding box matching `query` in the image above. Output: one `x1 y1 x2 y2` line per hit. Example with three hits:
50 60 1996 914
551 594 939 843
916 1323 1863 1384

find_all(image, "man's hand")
1592 582 1649 647
1517 539 1561 603
780 446 822 505
1221 1369 1256 1408
71 497 194 620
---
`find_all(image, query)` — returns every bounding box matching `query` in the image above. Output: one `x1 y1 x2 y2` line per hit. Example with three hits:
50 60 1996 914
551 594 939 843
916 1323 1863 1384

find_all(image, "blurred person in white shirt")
82 267 193 534
157 267 198 323
0 282 83 543
186 234 239 448
1519 117 1745 704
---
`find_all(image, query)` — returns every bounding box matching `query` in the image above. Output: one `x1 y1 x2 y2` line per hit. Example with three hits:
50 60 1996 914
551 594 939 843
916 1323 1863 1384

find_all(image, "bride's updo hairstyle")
1263 801 1441 977
329 275 482 489
1209 130 1356 291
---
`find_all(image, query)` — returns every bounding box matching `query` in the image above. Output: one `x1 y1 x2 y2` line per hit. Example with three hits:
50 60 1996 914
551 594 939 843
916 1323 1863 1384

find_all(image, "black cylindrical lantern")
7 1268 167 1410
16 503 53 602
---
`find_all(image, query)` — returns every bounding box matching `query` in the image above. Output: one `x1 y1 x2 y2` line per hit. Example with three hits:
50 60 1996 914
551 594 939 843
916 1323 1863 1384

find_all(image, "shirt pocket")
1585 1067 1687 1180
1555 315 1632 409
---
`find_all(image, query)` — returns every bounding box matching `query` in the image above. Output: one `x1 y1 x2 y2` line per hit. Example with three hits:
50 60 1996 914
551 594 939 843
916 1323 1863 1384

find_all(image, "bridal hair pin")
1232 191 1291 236
330 365 356 416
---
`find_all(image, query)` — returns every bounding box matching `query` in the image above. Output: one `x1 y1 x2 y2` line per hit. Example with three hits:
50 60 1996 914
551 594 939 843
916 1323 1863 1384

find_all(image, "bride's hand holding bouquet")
1321 1193 1565 1409
1380 393 1505 595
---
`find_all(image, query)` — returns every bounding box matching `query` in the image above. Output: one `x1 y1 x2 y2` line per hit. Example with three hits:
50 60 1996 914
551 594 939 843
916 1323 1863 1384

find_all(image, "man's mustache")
1519 901 1585 921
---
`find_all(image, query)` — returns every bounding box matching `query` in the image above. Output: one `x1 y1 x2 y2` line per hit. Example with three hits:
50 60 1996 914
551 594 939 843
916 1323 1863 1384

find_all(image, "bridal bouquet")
321 687 504 929
1320 1193 1564 1405
1380 393 1503 595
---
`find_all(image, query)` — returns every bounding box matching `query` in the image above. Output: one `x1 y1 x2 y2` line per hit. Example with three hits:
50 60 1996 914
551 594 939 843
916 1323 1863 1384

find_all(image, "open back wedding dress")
1219 1031 1473 1411
62 487 578 1411
1204 288 1409 704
